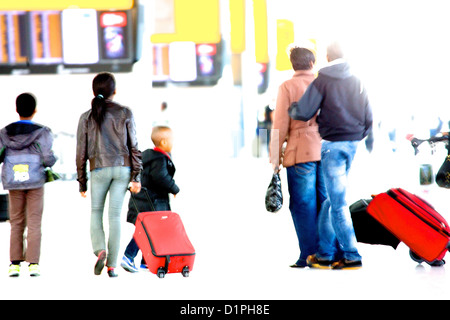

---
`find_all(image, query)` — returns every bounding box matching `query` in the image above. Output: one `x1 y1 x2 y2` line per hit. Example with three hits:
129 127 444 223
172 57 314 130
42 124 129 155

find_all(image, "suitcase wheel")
429 260 446 267
156 266 191 278
182 266 190 277
157 267 166 278
409 250 424 264
409 250 446 267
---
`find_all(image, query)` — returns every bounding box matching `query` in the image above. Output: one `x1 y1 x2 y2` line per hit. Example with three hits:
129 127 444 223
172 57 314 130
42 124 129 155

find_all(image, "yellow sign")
276 19 294 71
151 0 221 44
229 0 245 54
0 0 134 11
253 0 269 64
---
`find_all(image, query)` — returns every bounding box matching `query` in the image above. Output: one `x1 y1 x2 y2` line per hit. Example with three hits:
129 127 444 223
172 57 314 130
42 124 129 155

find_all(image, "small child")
0 93 56 277
121 126 180 272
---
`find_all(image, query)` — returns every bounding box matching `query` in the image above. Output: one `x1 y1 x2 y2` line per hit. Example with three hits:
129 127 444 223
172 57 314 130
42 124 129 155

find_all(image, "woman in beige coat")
270 47 327 268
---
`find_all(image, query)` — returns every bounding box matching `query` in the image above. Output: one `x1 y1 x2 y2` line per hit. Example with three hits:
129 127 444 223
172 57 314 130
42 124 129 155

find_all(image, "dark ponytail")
91 72 116 127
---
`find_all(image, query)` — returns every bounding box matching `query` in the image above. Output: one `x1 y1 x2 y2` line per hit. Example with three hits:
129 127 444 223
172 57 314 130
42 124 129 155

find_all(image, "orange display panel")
30 11 63 64
0 12 27 64
152 44 170 80
0 14 7 63
0 0 134 11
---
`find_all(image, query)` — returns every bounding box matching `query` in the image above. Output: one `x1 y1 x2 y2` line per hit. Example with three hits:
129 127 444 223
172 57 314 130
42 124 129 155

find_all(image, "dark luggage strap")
128 186 156 212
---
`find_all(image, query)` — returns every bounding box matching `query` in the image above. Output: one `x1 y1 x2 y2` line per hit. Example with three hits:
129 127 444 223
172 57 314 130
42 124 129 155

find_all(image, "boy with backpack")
0 93 57 277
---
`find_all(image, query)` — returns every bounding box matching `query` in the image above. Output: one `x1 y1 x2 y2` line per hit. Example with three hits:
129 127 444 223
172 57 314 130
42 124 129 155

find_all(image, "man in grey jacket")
0 93 56 277
289 41 373 270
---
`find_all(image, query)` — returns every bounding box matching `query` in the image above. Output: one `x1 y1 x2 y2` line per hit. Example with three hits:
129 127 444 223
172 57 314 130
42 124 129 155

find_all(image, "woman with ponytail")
76 72 142 278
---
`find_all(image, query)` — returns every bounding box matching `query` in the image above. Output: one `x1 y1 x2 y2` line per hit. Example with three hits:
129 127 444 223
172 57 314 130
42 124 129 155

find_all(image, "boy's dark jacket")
127 148 179 224
289 60 373 141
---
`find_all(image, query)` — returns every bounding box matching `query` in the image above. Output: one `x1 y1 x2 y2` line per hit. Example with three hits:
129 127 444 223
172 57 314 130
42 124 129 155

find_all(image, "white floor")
1 150 450 301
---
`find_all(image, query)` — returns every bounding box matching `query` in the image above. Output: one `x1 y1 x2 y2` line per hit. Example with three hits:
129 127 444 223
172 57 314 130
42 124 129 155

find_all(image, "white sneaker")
121 256 138 273
8 264 20 277
29 264 40 277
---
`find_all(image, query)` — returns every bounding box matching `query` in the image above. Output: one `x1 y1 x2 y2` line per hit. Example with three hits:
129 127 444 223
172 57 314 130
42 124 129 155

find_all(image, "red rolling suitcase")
367 188 450 265
134 211 195 278
130 188 195 278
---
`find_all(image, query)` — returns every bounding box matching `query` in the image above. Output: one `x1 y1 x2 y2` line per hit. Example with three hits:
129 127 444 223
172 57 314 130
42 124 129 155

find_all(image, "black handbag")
265 171 283 213
436 153 450 188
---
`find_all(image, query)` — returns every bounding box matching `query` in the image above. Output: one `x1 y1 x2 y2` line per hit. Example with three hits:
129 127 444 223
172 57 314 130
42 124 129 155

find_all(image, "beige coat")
270 70 321 168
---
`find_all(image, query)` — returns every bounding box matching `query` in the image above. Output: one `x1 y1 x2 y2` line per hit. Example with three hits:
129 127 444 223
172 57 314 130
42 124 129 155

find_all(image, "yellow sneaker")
8 264 20 277
29 264 40 277
306 254 334 269
331 259 362 270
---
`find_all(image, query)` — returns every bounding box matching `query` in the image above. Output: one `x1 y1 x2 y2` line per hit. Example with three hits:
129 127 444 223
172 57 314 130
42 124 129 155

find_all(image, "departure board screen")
62 9 99 65
0 12 27 65
30 11 63 64
0 7 137 74
99 11 131 62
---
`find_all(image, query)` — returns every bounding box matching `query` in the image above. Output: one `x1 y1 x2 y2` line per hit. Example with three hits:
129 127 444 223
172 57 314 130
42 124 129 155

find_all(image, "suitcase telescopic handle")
128 186 156 212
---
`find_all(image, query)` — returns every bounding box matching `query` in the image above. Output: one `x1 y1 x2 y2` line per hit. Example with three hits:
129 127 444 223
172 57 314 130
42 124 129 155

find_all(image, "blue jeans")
317 141 361 262
124 198 171 262
287 161 327 266
90 166 131 268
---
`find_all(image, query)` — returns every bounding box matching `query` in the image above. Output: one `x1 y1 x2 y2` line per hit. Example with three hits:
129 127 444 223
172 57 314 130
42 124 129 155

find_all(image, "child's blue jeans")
124 198 171 262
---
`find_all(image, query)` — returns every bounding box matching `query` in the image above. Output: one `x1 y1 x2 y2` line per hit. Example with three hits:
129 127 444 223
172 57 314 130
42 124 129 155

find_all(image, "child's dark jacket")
127 148 179 224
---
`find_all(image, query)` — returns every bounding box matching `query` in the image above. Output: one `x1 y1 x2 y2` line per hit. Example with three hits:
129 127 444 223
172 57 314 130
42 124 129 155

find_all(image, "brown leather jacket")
76 101 142 192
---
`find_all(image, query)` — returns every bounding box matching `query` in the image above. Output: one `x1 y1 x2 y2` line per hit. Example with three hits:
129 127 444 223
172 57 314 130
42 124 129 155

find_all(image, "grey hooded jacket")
0 121 57 190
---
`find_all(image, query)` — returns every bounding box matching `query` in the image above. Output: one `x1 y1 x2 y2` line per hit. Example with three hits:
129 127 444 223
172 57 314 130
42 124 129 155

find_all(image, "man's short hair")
16 93 36 118
327 41 345 61
290 47 315 71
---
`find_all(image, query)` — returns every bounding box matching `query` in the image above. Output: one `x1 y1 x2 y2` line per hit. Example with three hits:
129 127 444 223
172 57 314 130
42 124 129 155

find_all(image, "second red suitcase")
134 211 195 278
367 188 450 265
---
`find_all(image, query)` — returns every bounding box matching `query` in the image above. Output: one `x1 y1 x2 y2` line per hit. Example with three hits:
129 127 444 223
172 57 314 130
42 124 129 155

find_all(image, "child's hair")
91 72 116 127
151 126 171 147
16 93 37 117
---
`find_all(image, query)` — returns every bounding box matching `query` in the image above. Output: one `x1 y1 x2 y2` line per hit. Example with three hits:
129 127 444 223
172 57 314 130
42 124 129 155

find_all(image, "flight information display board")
0 12 27 65
30 11 63 65
0 7 139 75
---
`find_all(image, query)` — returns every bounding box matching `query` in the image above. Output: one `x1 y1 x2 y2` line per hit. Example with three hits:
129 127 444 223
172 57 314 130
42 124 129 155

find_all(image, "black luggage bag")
0 194 9 222
350 198 400 249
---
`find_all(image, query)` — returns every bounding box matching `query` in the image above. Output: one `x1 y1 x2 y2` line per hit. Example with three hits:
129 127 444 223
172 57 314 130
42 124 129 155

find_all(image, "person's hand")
80 191 87 198
272 163 281 173
129 181 141 194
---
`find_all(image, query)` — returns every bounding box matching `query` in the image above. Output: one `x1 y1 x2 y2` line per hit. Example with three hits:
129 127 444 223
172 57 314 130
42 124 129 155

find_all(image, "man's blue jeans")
286 161 327 267
317 141 361 262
